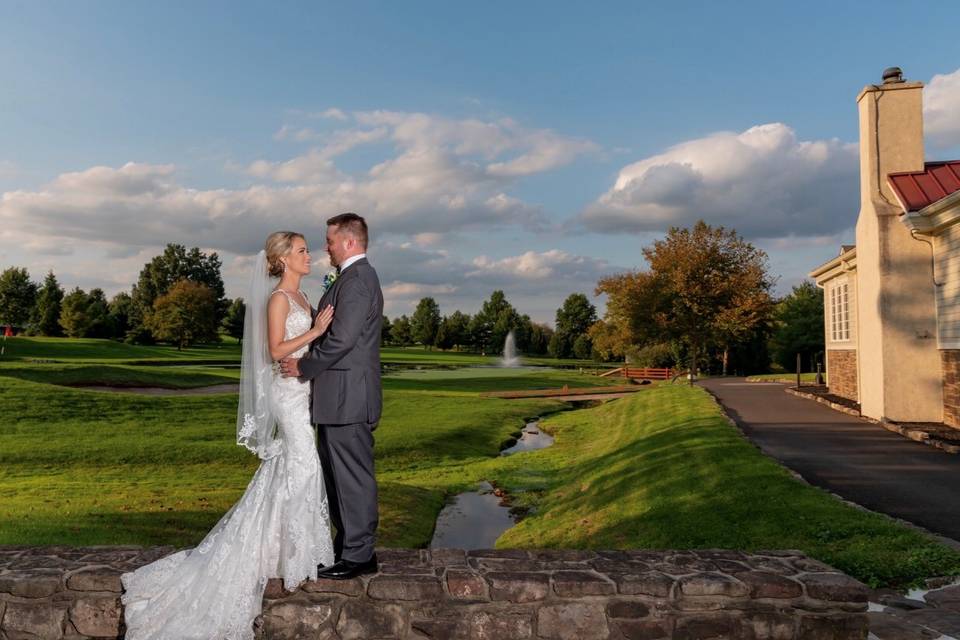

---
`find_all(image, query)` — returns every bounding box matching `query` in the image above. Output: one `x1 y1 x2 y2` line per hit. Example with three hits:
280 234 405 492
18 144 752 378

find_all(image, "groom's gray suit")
298 256 383 563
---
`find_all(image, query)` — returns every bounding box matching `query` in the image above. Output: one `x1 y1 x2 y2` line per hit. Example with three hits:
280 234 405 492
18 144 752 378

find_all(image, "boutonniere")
322 270 338 292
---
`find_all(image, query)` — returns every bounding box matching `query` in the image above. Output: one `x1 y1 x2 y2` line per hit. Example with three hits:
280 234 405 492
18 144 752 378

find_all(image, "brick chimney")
854 68 942 422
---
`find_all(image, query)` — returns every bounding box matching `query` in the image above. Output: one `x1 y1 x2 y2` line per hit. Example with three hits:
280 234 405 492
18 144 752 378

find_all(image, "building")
810 67 960 428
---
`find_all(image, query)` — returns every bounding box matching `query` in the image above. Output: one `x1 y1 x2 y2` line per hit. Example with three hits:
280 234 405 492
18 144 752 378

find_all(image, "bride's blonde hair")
264 231 305 278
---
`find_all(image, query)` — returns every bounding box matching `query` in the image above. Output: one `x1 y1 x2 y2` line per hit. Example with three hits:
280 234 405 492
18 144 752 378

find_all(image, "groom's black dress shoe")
316 554 378 580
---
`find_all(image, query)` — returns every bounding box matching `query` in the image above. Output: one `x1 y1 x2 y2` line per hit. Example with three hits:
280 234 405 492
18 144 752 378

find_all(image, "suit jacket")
298 257 383 425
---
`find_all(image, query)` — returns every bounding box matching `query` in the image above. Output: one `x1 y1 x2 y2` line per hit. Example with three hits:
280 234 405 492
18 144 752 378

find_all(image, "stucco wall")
855 82 942 423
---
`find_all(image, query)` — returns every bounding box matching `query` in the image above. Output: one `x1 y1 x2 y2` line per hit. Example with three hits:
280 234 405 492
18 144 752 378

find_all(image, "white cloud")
581 123 858 238
925 67 960 148
1 110 594 259
314 108 348 121
382 281 459 298
468 249 597 281
363 243 615 321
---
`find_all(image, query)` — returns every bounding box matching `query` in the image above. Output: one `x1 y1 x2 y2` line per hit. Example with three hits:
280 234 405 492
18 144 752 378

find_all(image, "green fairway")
2 336 606 369
2 348 956 588
0 336 242 363
0 363 239 388
0 364 569 550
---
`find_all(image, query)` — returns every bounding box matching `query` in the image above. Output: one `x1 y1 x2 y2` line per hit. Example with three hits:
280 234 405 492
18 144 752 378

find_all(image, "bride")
121 231 336 639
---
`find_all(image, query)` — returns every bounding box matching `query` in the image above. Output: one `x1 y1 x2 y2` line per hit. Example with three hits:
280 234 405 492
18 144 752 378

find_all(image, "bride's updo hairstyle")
264 231 305 278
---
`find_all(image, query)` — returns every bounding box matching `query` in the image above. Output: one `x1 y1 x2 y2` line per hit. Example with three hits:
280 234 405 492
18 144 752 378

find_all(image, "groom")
280 212 383 580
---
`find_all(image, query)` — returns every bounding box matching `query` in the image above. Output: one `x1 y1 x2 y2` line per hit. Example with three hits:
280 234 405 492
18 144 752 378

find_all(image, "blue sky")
3 1 960 322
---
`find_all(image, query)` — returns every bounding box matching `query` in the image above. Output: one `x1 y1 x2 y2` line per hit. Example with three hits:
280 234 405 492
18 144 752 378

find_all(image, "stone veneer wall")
827 349 859 403
0 546 869 640
942 350 960 429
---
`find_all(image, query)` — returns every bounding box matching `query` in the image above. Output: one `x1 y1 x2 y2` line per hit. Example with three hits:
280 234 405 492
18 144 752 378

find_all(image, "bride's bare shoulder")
267 290 289 313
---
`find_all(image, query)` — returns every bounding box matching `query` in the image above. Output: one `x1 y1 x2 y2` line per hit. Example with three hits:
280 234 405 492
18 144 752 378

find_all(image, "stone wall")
0 546 870 640
942 349 960 429
827 349 859 403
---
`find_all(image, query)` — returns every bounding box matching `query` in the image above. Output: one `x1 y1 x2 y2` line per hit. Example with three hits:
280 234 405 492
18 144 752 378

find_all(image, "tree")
146 280 219 349
0 267 37 329
60 288 93 338
573 334 593 360
108 292 134 339
587 320 625 362
222 298 246 343
410 297 441 349
770 281 824 372
553 293 598 359
390 315 413 347
130 244 227 342
527 322 553 356
435 316 456 351
596 221 774 381
472 290 520 354
29 271 64 336
444 311 470 351
85 289 112 338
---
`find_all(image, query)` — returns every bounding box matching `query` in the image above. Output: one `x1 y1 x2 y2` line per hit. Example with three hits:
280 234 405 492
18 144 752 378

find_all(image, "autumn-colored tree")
147 280 219 350
129 244 227 343
596 221 774 379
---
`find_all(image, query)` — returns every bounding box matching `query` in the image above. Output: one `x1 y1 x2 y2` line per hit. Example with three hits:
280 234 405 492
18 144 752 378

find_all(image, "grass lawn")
0 366 571 550
2 336 607 369
477 385 960 588
0 364 239 388
2 354 956 588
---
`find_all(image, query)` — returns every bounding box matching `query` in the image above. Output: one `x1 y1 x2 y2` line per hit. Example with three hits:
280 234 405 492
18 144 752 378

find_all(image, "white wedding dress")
121 290 335 640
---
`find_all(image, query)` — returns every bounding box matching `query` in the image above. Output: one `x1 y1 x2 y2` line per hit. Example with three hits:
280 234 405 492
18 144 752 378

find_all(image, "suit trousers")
316 421 378 563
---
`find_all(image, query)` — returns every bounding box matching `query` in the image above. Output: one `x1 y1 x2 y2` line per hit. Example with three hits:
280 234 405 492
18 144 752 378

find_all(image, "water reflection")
429 481 516 550
501 421 554 455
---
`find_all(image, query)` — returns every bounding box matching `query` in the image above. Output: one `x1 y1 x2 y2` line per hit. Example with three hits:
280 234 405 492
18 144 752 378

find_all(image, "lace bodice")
274 289 313 358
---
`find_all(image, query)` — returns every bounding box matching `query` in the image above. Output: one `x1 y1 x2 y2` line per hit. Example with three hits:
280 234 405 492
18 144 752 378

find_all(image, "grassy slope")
483 385 960 588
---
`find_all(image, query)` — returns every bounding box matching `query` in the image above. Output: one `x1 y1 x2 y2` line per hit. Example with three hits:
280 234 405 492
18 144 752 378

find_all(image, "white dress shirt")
338 253 366 273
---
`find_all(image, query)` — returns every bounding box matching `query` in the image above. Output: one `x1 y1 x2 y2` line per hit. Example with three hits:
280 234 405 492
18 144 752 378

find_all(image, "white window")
830 282 850 342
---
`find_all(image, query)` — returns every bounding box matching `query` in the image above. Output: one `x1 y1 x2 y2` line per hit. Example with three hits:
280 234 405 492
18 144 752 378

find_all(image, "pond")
430 419 554 549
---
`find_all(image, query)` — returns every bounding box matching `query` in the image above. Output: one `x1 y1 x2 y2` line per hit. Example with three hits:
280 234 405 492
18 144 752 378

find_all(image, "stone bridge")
0 546 869 639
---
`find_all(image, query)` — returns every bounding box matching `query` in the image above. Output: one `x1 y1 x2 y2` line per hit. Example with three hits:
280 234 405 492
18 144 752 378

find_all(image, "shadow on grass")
492 387 960 589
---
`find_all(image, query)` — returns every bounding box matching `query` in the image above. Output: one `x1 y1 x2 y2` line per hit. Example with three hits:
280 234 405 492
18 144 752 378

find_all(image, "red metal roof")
888 161 960 212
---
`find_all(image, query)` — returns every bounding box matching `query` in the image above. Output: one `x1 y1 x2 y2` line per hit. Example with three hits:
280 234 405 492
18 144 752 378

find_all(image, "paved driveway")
698 378 960 543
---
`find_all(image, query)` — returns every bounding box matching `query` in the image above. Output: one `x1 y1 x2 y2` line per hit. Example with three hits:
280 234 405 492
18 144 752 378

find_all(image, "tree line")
1 223 824 368
381 290 598 358
0 244 244 349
